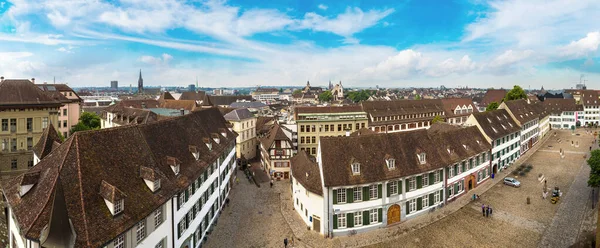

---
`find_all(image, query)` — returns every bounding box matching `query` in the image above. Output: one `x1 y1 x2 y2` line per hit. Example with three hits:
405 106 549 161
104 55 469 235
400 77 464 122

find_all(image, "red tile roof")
480 89 507 106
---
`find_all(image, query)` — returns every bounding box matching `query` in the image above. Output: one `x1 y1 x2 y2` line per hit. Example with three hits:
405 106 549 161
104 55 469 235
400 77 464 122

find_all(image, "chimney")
141 101 146 109
180 108 185 116
31 78 35 83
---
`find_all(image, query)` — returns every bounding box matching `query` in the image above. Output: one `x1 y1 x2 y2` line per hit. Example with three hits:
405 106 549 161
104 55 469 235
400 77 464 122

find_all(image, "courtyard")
206 129 598 248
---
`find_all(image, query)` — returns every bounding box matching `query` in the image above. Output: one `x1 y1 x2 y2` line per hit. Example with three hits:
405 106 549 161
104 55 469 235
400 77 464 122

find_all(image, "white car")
504 177 521 187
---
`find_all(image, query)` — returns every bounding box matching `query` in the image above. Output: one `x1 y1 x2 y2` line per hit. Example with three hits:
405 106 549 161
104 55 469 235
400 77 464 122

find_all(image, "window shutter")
363 187 369 201
445 167 449 179
398 180 403 194
454 183 459 194
417 197 422 210
416 176 422 189
348 212 355 227
333 189 338 204
333 214 338 229
363 210 369 225
185 189 189 201
387 182 391 197
405 180 410 192
377 184 382 199
378 208 382 223
440 189 444 202
429 173 434 184
429 193 434 206
439 170 443 182
347 188 354 203
405 201 410 214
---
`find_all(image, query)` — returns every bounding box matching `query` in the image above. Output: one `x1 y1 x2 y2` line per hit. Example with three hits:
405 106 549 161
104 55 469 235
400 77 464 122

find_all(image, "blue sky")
0 0 599 89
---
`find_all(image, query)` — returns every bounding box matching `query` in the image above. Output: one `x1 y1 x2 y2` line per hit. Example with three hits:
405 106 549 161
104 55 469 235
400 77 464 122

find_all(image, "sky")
0 0 599 89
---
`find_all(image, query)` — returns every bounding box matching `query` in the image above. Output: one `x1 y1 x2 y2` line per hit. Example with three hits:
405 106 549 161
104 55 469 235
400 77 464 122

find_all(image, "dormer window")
153 179 161 190
140 166 162 192
212 133 220 144
167 156 181 175
351 162 360 175
189 146 200 160
219 128 228 138
100 180 126 216
114 199 124 214
418 153 426 164
386 159 396 170
19 171 40 197
203 138 212 151
463 144 468 150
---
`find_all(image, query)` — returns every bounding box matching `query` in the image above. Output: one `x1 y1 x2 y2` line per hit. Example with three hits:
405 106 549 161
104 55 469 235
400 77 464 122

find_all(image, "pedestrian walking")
270 179 274 188
485 205 489 217
284 238 288 248
482 204 485 217
489 206 493 216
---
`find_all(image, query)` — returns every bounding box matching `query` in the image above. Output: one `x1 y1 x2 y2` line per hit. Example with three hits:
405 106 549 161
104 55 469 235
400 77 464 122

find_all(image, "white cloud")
139 53 173 66
318 4 328 10
0 52 34 60
298 7 395 38
428 55 477 77
488 50 534 68
560 32 600 58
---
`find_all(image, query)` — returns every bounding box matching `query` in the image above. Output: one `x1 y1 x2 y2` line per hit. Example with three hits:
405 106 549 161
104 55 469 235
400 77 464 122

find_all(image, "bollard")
527 197 530 204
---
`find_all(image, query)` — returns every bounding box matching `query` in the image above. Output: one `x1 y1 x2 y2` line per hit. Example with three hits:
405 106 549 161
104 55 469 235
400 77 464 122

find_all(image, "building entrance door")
387 204 401 225
313 216 320 233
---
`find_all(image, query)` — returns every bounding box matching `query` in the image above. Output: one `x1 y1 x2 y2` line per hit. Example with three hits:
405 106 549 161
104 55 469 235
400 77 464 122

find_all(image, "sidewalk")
278 132 554 248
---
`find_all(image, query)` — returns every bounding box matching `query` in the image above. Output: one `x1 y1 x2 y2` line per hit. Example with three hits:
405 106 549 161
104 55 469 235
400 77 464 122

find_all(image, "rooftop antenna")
53 76 55 84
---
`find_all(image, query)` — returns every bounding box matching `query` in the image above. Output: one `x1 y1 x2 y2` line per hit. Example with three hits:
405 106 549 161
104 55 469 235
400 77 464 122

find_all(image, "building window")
418 153 426 164
434 191 440 203
28 160 33 168
458 180 464 192
354 211 363 226
300 137 305 144
113 234 125 248
422 194 429 208
386 159 395 170
114 199 124 214
369 184 378 199
311 147 316 155
153 179 161 191
353 187 362 201
26 118 32 131
408 199 416 213
10 138 16 152
408 177 416 191
155 239 164 248
11 159 17 170
338 213 346 228
369 209 378 223
351 163 360 175
10 119 16 132
1 139 7 151
389 181 398 195
337 189 346 203
42 117 48 129
136 220 146 243
422 174 429 187
154 207 163 228
63 121 67 128
1 119 7 131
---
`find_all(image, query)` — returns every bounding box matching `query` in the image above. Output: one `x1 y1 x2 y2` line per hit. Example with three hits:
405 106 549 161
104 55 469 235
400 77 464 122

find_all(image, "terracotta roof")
36 84 82 103
260 124 290 148
208 95 253 106
118 99 160 109
160 99 199 111
349 128 376 136
0 79 62 109
319 126 491 187
502 99 541 124
581 90 599 105
179 91 211 105
471 109 521 140
1 108 236 247
158 91 175 101
224 108 254 121
32 124 62 160
440 98 478 117
480 89 507 106
361 99 444 118
290 150 322 196
295 105 363 114
542 98 582 114
256 116 275 136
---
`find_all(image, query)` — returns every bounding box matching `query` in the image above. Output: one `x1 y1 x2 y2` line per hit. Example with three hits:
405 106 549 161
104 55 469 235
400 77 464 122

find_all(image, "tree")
279 88 283 93
319 91 333 102
504 85 527 101
432 115 443 124
415 94 421 100
347 90 371 103
70 122 92 134
588 149 600 187
293 89 302 95
80 112 101 129
486 102 499 111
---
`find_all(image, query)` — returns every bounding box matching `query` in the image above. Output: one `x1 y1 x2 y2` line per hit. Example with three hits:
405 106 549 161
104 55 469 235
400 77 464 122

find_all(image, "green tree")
486 102 500 111
504 85 527 101
80 112 101 129
347 90 371 103
432 115 443 124
279 88 283 93
70 122 92 134
415 94 421 100
588 150 600 187
293 89 302 95
319 90 333 102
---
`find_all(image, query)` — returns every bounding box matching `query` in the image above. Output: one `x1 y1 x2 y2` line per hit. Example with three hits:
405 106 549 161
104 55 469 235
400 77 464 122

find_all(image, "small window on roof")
386 159 395 170
351 162 360 175
418 153 426 164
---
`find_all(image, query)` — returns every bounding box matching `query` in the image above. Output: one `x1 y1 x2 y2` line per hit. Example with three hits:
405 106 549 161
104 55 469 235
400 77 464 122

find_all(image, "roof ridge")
74 135 92 246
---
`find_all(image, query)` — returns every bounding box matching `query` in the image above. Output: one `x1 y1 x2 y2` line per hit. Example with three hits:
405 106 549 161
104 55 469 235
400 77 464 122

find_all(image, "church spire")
138 69 144 94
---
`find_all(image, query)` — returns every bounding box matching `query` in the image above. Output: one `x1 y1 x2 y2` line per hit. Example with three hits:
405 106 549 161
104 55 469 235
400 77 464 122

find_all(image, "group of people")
481 204 493 217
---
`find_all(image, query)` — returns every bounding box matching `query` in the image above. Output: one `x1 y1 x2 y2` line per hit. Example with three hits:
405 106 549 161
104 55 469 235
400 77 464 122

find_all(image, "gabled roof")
349 128 376 136
32 124 62 160
1 108 236 247
0 79 62 109
480 89 507 106
440 98 478 117
36 84 82 103
208 95 253 106
223 108 254 121
290 150 322 196
542 98 583 114
319 126 491 187
118 99 160 109
502 99 541 124
179 91 212 106
361 99 444 118
260 124 291 148
581 90 599 106
295 105 363 114
230 101 266 109
158 91 175 101
471 109 521 140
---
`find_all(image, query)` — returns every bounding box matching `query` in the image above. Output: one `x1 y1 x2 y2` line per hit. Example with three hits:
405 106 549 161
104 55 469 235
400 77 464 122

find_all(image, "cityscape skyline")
0 0 599 88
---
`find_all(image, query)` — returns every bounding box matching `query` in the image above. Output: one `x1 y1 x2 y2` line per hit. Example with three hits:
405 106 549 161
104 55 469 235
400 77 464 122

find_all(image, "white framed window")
386 159 395 170
369 209 378 223
114 234 124 248
422 194 429 208
418 153 426 164
354 211 363 226
389 181 398 195
353 187 362 202
448 166 454 179
351 163 360 175
338 213 347 228
409 177 416 191
337 189 346 203
458 180 464 192
114 199 124 215
434 170 440 183
153 179 161 191
422 175 429 187
369 184 378 199
434 191 441 203
136 220 146 243
409 199 416 213
448 186 454 197
155 239 164 248
154 207 163 228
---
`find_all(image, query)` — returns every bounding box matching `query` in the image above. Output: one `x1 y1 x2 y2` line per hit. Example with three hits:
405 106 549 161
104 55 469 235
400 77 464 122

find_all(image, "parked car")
504 177 521 187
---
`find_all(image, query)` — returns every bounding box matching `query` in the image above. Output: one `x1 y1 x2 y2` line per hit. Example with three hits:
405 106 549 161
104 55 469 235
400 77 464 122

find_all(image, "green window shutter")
333 215 338 229
429 173 434 184
416 176 422 189
378 208 382 223
347 213 354 228
462 162 466 173
454 164 459 176
387 183 391 197
398 180 403 194
417 197 422 210
363 210 369 225
445 167 449 179
406 201 410 214
405 180 410 192
377 184 382 199
439 170 444 182
440 189 444 202
429 193 434 206
454 183 459 194
347 188 354 203
333 189 338 204
363 187 369 200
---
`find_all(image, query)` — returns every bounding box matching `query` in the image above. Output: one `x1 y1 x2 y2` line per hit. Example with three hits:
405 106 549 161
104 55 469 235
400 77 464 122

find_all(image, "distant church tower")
138 69 144 94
